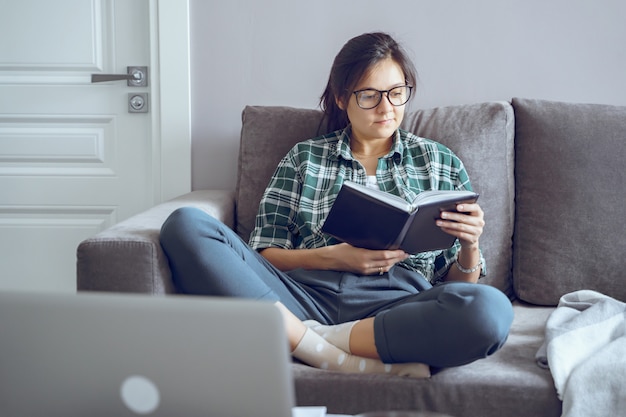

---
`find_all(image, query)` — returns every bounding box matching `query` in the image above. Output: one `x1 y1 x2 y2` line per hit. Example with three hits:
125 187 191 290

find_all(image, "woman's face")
339 58 407 144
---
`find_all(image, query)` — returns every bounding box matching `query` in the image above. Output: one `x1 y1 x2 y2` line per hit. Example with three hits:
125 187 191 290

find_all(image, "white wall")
190 0 626 191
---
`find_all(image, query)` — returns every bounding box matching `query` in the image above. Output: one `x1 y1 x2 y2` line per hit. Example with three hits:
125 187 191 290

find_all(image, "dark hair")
319 32 418 133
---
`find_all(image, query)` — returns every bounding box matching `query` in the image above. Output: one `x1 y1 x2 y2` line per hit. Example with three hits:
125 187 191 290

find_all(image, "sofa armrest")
77 190 235 294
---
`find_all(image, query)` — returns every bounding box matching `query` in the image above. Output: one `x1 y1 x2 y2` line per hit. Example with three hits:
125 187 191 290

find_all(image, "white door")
0 0 190 292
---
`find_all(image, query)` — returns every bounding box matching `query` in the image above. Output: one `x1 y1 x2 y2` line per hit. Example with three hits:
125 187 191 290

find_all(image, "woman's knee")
160 207 217 250
430 283 513 365
449 283 513 350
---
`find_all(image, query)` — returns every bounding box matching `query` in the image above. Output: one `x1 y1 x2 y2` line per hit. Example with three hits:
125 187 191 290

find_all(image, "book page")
412 190 478 206
343 181 413 212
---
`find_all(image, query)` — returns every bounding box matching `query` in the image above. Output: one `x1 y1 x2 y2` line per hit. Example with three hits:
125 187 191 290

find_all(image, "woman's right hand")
321 243 409 275
260 243 409 275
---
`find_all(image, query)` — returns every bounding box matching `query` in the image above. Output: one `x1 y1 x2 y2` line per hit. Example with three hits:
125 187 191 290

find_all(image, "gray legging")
159 207 513 368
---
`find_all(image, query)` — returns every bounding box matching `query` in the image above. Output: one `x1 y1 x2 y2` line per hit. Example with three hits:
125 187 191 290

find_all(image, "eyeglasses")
352 85 413 110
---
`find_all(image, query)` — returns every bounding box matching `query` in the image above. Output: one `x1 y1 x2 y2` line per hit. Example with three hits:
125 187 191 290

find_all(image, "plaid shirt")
249 127 486 284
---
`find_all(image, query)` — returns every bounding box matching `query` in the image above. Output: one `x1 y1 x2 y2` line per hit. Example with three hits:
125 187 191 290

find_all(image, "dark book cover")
322 181 478 253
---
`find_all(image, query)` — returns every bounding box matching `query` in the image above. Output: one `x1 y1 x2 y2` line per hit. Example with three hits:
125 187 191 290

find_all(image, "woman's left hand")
436 202 485 249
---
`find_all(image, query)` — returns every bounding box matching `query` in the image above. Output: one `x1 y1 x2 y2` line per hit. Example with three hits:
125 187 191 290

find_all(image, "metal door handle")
91 66 148 87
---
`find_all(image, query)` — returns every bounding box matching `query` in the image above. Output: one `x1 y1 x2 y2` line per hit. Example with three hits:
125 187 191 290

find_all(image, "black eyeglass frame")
352 85 413 110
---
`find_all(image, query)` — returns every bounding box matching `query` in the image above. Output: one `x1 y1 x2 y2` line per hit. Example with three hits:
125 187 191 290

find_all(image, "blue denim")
160 207 513 367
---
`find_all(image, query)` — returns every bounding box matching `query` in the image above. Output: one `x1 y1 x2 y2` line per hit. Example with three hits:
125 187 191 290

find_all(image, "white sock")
303 320 357 353
292 328 430 378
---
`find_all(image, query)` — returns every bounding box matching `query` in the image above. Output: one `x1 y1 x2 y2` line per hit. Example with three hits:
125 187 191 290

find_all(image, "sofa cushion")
293 303 561 417
402 102 515 296
237 102 515 296
513 98 626 305
236 106 324 243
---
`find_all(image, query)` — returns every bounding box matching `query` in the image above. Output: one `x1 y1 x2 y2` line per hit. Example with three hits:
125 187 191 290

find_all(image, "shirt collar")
333 126 405 162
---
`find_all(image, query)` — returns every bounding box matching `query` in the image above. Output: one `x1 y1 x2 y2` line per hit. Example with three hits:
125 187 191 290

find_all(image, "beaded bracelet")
454 258 483 274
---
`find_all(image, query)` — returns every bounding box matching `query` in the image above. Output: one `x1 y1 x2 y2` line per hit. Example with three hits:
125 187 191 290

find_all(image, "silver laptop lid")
0 291 295 417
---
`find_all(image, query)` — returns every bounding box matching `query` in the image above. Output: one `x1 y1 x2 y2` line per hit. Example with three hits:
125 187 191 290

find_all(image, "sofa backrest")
236 103 515 296
512 98 626 305
236 106 325 243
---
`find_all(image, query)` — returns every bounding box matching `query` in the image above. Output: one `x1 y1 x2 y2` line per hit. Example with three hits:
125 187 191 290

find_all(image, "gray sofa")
77 98 626 417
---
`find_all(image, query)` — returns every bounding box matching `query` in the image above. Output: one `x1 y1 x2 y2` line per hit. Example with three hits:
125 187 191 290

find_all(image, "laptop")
0 291 298 417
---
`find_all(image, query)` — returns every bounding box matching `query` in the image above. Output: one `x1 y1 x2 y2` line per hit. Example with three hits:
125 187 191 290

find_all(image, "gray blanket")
536 290 626 417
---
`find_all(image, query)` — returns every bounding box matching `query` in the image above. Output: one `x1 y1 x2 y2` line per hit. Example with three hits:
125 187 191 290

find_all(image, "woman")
160 32 513 378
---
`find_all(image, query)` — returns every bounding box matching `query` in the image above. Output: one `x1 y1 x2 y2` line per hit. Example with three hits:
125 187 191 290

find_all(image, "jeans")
160 207 513 368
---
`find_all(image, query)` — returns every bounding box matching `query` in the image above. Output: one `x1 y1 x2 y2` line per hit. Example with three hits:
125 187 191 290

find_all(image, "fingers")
437 203 485 245
366 262 392 276
375 249 409 262
341 244 408 275
361 250 407 275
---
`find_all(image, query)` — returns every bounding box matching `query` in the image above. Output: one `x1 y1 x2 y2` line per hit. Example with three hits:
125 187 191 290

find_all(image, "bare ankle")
349 318 379 358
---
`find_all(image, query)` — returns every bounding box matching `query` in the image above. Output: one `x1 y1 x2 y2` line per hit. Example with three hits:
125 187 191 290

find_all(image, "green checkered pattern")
249 127 486 283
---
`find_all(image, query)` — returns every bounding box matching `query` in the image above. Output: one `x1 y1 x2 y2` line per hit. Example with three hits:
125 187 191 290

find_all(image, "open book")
321 181 479 254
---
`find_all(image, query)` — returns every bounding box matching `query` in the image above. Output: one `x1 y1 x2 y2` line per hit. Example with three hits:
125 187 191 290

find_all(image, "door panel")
0 0 105 72
0 0 154 291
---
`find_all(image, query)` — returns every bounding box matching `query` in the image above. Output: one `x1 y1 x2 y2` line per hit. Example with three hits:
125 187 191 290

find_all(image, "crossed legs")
160 207 512 376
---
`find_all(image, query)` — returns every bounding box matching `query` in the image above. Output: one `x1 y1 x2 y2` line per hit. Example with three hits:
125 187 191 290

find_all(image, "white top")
365 175 379 190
